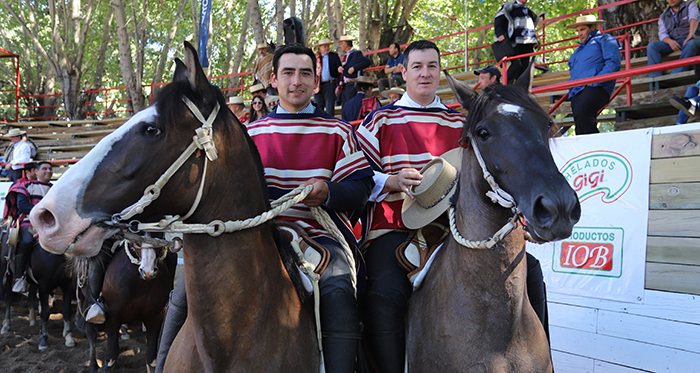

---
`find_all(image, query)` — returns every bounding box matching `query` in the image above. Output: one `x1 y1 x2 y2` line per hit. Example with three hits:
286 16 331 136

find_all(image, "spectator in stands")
342 76 380 122
251 83 278 112
314 38 342 116
253 43 276 94
648 0 700 77
670 80 700 123
492 0 540 85
378 43 405 92
337 35 371 106
474 65 502 88
380 87 404 104
249 94 270 123
3 128 32 182
228 96 250 125
21 162 37 181
567 15 621 135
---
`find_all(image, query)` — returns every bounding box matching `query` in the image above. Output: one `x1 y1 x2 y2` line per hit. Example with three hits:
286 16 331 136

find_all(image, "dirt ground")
0 294 151 373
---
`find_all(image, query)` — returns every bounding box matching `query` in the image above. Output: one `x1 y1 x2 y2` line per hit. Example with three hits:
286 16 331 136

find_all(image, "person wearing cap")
155 44 374 373
341 75 380 122
252 42 276 94
492 0 540 85
314 38 342 116
337 35 371 106
380 87 404 104
567 15 621 135
378 43 406 93
227 96 250 125
474 65 502 88
3 128 32 182
647 0 700 78
355 40 466 373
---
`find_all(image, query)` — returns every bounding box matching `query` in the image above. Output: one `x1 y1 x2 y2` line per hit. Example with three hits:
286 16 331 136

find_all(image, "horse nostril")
533 196 556 228
570 198 582 223
39 209 56 229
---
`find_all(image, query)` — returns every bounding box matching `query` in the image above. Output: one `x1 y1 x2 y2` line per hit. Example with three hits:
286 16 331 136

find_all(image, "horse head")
30 41 257 257
445 71 580 242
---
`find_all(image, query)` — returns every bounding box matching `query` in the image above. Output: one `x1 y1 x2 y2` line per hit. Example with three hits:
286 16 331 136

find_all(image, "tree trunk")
112 0 145 113
232 1 252 90
249 0 265 45
334 0 345 37
326 0 338 42
359 0 367 50
276 0 285 45
290 0 296 18
191 0 199 48
599 0 666 55
153 0 187 89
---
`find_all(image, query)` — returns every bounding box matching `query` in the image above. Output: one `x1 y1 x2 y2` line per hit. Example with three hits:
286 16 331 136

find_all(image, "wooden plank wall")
548 124 700 372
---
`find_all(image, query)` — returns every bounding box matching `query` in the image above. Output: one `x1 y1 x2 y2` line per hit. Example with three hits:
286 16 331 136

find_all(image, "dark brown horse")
406 74 580 372
30 41 319 372
74 240 176 372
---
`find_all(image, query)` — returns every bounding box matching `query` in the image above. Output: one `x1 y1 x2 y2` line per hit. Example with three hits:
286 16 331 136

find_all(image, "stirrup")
85 301 107 324
12 276 29 294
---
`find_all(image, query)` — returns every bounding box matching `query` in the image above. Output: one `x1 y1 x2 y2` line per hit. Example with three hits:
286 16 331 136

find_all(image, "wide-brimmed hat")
356 75 375 85
3 128 26 138
566 15 606 29
402 148 463 230
256 43 268 50
316 38 333 46
250 83 265 94
381 87 405 99
228 96 244 105
338 35 355 42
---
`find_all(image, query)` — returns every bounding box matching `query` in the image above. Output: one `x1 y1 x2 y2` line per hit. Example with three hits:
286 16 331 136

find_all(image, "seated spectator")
249 94 270 123
380 87 405 105
492 0 540 85
342 76 380 123
228 96 250 125
378 43 405 92
648 0 700 77
567 15 621 135
474 65 502 89
337 35 371 106
670 81 700 123
253 43 277 94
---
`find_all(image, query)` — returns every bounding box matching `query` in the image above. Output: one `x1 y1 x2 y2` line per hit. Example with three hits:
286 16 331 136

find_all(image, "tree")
599 0 666 55
112 0 145 113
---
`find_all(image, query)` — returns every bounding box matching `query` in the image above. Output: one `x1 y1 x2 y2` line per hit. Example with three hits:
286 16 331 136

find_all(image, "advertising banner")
527 129 652 303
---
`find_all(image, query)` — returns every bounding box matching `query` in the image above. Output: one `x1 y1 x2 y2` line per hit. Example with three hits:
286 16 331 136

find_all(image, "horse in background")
74 240 176 373
0 225 75 351
30 41 319 372
405 72 580 372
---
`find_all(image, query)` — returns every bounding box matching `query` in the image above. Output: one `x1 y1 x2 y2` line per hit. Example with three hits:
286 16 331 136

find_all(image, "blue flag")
199 0 212 67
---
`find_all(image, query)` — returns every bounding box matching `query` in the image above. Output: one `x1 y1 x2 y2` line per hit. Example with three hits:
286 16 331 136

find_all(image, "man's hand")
665 38 682 51
497 35 505 42
348 66 355 75
684 35 697 47
383 168 423 197
302 178 329 207
338 66 344 74
4 163 10 171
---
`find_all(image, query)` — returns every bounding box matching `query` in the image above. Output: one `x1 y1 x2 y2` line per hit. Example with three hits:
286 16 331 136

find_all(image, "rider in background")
3 161 53 293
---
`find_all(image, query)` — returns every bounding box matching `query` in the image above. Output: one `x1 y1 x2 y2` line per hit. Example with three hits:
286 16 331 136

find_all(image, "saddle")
276 221 330 277
395 215 450 284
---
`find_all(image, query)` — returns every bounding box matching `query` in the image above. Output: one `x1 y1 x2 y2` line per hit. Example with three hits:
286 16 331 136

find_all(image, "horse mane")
152 81 308 301
460 84 554 144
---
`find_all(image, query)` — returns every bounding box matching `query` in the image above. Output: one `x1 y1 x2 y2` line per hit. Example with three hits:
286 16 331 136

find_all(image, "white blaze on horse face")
497 103 524 119
29 107 159 256
138 247 158 280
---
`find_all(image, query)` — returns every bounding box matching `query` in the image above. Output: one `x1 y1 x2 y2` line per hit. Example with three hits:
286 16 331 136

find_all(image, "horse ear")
182 41 211 95
512 57 536 92
444 70 478 111
173 58 188 83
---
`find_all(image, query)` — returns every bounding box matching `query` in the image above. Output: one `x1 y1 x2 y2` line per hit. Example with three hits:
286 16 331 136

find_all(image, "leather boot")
321 291 361 373
155 279 188 373
362 291 406 373
526 253 550 340
85 260 107 324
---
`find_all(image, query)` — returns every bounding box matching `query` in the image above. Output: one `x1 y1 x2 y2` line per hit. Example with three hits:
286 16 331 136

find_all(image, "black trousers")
340 82 357 107
507 44 535 85
315 81 337 116
570 86 610 135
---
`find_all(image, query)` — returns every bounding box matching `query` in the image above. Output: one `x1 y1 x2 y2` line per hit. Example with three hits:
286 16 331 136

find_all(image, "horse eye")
477 128 490 140
145 126 161 136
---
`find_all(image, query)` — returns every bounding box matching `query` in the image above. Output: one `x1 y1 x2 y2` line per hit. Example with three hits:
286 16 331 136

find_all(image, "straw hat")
402 148 463 230
566 15 606 29
381 87 405 99
338 35 355 42
250 83 265 94
316 38 333 46
3 128 26 138
356 75 375 85
228 96 244 105
257 43 268 50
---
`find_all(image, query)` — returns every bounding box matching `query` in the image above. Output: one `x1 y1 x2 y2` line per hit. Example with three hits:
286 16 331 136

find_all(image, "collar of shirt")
395 93 446 109
276 101 316 114
581 29 600 45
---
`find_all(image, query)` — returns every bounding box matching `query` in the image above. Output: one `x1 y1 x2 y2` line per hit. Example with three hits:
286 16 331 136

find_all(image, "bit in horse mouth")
64 226 90 255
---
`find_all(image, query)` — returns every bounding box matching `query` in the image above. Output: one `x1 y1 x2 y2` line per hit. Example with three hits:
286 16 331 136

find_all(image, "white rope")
470 139 517 211
123 240 140 265
448 206 518 250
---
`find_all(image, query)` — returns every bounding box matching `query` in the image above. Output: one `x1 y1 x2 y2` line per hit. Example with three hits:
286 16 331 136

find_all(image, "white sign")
0 181 12 215
527 129 652 303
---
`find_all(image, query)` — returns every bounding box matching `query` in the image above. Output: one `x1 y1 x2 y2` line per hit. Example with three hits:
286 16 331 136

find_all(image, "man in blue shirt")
567 15 621 135
314 38 342 116
378 43 405 92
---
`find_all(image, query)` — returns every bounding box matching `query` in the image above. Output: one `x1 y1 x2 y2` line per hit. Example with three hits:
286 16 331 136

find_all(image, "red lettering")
560 242 613 271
